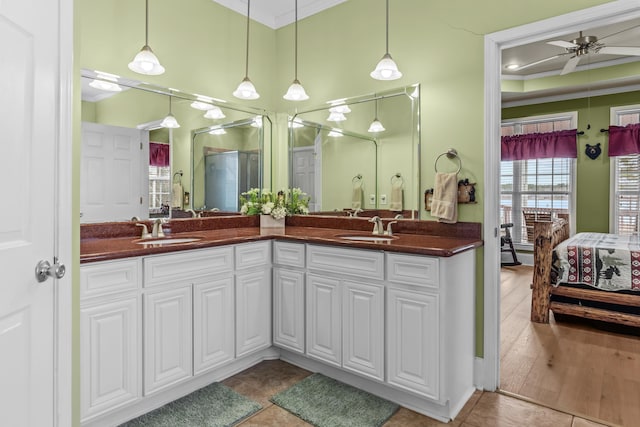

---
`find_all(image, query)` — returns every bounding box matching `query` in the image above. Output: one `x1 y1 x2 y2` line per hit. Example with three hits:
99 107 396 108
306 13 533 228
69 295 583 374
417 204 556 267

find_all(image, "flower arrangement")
240 188 310 220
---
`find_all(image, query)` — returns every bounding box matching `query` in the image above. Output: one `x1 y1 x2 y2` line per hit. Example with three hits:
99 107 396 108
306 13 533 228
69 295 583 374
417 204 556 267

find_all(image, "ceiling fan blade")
560 56 580 75
514 53 566 71
548 40 577 49
598 46 640 56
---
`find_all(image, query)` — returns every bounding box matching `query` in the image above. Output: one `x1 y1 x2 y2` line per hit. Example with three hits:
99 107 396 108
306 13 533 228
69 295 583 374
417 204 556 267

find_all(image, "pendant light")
160 95 180 128
370 0 402 80
283 0 309 101
89 71 122 92
128 0 165 76
203 106 226 119
368 98 385 132
233 0 260 100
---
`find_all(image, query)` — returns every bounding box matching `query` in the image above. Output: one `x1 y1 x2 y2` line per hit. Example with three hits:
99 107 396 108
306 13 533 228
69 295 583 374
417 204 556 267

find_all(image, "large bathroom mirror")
80 69 270 223
289 84 420 218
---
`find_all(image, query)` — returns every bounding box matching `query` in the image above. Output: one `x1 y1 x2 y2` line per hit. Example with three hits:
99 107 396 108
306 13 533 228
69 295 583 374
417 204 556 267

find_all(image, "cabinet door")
273 268 305 353
342 280 384 381
306 274 341 367
80 296 140 421
387 288 439 400
235 268 272 357
193 275 235 375
143 286 192 395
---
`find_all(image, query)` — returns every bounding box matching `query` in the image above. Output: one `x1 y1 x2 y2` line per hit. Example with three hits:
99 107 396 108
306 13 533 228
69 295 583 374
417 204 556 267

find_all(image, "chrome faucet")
394 213 404 219
352 208 363 217
368 216 384 235
136 223 151 239
186 209 200 218
152 219 166 238
385 221 398 236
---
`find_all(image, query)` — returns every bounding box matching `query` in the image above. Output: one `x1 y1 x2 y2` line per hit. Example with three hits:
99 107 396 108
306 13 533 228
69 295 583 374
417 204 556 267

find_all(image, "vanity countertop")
81 216 483 263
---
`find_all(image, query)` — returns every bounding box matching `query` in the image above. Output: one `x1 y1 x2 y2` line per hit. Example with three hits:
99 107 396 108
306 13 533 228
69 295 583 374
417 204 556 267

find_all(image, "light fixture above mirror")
234 0 260 100
370 0 402 81
283 0 309 101
161 96 180 128
128 0 165 76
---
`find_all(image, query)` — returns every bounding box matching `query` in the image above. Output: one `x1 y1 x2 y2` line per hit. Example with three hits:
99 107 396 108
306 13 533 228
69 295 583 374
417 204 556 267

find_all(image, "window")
501 112 577 245
149 165 171 214
610 105 640 235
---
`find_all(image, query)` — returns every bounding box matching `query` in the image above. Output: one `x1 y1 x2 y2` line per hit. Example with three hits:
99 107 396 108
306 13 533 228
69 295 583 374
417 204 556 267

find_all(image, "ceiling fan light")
370 53 402 80
128 45 165 75
283 79 309 101
368 118 385 133
160 113 180 129
204 106 226 119
233 77 260 100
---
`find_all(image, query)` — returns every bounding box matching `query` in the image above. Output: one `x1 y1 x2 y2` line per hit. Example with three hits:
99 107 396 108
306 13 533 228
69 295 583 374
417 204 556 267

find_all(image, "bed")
530 219 640 327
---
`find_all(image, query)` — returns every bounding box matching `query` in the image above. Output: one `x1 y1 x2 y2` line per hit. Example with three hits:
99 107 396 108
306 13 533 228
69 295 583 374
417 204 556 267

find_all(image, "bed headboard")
531 218 570 323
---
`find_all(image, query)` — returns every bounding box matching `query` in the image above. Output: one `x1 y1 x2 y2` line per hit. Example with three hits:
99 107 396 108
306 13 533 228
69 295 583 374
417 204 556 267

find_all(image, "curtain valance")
501 129 577 161
608 123 640 157
149 142 169 167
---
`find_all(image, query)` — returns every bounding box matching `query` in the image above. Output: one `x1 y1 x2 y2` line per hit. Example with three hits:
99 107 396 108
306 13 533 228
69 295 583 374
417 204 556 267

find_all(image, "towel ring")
434 149 461 174
173 170 184 183
391 173 404 186
352 174 363 184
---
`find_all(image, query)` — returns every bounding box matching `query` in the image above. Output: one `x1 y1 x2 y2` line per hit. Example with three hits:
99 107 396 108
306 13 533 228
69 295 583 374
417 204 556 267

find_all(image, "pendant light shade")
234 0 260 100
283 0 309 101
161 96 180 128
89 71 122 92
370 0 402 81
128 0 165 76
204 106 226 119
368 98 385 132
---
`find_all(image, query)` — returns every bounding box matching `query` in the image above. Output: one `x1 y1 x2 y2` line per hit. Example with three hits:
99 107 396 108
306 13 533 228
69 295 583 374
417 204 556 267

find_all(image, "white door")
80 122 148 223
235 268 272 357
292 146 320 212
306 274 341 367
273 267 305 353
143 286 193 395
342 280 384 381
0 0 71 425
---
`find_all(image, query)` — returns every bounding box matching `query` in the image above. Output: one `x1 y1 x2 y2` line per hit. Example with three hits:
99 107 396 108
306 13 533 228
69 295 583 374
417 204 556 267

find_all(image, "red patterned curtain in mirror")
149 142 169 167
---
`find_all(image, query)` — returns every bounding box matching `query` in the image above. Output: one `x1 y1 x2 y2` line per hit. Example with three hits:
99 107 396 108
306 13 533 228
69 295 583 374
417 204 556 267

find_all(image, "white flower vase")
260 214 285 235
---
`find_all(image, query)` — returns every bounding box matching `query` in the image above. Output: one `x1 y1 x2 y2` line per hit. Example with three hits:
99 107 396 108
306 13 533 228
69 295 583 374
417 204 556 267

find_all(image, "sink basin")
337 235 396 242
136 237 201 245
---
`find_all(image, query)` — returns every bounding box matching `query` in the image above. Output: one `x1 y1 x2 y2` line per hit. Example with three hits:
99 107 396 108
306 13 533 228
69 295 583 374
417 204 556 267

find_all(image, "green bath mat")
270 373 399 427
120 382 261 427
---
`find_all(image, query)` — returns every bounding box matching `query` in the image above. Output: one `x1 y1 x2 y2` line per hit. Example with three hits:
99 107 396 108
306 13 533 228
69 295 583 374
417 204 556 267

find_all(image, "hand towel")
389 181 403 211
352 181 363 210
172 182 183 209
430 172 458 223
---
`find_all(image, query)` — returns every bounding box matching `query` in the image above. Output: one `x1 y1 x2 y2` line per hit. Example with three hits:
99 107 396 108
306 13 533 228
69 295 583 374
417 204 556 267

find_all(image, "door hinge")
140 142 143 150
494 227 498 238
140 197 143 204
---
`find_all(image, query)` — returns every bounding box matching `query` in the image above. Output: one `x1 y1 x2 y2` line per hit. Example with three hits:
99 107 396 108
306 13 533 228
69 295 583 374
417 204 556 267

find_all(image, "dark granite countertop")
81 216 483 263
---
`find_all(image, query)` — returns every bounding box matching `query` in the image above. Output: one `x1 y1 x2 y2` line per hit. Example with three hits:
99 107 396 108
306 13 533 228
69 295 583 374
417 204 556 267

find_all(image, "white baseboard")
474 357 485 390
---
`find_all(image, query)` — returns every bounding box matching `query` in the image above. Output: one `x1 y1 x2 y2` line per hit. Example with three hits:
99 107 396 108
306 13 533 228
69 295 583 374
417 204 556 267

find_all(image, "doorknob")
35 259 66 283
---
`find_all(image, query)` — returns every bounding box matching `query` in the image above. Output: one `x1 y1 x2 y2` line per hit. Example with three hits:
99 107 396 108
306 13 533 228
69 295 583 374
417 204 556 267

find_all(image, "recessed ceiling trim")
502 55 640 81
211 0 347 29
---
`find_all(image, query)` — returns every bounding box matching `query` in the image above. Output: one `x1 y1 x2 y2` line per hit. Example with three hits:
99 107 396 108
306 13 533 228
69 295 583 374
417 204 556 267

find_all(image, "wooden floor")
500 265 640 427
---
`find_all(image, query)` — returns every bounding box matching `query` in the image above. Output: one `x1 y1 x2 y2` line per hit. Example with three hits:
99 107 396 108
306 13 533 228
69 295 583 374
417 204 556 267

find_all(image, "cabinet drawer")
143 247 233 287
80 259 141 300
307 245 383 280
386 253 439 289
235 241 271 270
273 241 305 268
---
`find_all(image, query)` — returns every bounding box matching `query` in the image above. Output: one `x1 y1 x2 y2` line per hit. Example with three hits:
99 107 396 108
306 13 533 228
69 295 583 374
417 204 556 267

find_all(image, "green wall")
503 90 640 234
74 0 616 424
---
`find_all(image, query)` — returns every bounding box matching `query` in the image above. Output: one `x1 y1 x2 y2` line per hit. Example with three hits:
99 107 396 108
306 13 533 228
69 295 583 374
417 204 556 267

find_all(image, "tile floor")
223 360 613 427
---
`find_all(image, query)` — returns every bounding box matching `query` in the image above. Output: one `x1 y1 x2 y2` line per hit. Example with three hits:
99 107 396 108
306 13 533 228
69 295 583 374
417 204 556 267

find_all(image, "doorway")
483 1 640 424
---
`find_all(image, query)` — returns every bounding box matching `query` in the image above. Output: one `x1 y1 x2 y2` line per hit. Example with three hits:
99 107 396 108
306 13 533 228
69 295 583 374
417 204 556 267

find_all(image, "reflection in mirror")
289 84 420 219
80 69 269 223
191 116 267 212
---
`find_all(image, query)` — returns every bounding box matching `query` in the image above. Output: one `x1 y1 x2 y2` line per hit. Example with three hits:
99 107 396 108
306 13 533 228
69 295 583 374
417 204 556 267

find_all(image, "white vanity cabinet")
142 247 234 395
386 251 475 414
273 242 306 353
306 245 385 380
235 241 272 357
80 259 142 423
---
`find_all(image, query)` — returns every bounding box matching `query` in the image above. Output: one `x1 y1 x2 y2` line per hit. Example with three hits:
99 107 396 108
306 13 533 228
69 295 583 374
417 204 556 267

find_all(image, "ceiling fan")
516 27 640 75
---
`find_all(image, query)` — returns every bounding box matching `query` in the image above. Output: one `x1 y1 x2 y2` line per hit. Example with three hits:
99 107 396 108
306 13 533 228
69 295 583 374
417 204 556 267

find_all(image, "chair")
500 223 521 266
